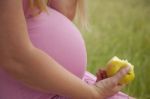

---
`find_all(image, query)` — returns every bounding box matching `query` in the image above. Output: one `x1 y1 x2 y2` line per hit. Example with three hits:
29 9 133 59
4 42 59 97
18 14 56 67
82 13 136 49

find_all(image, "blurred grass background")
82 0 150 98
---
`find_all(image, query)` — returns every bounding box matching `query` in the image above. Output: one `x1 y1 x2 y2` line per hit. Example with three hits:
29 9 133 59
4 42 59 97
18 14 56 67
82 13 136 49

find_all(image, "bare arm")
49 0 77 20
0 0 96 99
0 1 131 99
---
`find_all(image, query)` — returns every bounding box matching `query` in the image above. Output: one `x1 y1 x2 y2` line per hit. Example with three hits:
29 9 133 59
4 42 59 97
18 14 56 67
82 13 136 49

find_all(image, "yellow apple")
106 56 135 84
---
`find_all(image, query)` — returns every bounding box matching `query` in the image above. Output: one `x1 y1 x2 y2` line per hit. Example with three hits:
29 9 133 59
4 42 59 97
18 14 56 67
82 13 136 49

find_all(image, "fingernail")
125 66 131 71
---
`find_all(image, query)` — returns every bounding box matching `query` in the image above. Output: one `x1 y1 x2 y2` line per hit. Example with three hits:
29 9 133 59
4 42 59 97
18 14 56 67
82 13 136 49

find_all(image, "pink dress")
0 0 130 99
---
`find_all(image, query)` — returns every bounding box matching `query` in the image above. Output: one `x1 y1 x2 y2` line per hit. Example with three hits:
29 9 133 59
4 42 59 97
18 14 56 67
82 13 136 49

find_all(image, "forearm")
1 47 96 99
49 0 77 20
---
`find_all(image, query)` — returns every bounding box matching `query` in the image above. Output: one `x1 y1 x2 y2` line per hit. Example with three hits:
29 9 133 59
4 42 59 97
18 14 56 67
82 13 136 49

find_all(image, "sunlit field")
82 0 150 98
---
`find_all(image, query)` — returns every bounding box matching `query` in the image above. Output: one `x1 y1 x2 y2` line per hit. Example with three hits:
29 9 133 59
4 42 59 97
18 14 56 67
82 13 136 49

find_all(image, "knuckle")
110 77 118 86
120 69 127 76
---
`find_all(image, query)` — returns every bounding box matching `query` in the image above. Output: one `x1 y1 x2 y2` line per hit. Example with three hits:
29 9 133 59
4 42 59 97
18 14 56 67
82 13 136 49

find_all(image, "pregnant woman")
0 0 133 99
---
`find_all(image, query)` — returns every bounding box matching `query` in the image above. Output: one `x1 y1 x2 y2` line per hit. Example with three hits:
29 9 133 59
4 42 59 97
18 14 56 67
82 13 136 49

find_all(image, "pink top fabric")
0 0 87 99
24 2 87 79
0 1 132 99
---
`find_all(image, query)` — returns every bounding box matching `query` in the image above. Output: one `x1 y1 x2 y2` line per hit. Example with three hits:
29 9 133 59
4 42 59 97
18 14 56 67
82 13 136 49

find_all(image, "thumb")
94 66 130 90
112 84 125 92
112 66 131 83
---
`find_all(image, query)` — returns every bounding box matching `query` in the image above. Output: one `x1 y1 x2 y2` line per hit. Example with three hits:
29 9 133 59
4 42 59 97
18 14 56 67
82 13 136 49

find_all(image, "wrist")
89 85 103 99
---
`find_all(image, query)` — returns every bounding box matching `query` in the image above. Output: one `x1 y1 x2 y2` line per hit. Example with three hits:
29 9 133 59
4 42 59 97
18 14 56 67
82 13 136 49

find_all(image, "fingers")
98 66 130 88
96 66 130 88
112 66 130 83
94 80 125 98
96 69 108 82
96 69 104 81
100 69 107 79
96 72 102 82
94 66 130 98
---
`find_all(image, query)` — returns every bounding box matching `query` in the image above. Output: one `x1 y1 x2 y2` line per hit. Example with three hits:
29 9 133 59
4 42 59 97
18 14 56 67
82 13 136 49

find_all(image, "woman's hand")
96 68 108 82
49 0 77 20
91 66 130 99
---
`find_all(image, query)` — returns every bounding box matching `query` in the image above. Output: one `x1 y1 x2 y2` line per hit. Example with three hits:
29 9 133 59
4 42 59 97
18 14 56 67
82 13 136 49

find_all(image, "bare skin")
49 0 77 20
0 0 131 99
96 69 136 99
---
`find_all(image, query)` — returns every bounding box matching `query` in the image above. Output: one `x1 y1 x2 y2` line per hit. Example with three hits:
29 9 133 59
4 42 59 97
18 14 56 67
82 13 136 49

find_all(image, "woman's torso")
0 0 87 98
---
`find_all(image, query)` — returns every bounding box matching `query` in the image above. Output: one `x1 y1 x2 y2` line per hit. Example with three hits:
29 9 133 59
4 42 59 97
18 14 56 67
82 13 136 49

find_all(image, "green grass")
82 0 150 98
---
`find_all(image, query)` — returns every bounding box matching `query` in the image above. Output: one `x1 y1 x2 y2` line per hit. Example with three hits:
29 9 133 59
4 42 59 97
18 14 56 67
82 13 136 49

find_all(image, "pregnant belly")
26 8 87 78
